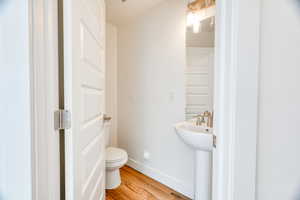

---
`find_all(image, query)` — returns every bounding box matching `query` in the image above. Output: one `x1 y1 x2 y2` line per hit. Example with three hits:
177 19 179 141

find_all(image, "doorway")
29 2 259 198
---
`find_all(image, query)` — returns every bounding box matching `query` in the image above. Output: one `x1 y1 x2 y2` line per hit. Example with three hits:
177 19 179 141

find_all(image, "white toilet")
104 121 128 189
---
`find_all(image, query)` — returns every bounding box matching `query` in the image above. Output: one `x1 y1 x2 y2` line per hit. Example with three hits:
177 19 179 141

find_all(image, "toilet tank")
104 121 111 147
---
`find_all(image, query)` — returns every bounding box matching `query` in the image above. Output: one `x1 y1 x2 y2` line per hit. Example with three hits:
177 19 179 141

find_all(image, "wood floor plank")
105 193 115 200
122 166 175 195
106 165 191 200
122 166 189 200
120 169 172 199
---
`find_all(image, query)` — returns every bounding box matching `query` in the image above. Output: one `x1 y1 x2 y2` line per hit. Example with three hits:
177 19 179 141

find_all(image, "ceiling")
106 0 167 25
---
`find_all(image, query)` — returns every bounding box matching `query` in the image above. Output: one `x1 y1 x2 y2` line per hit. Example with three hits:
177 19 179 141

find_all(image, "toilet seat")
106 147 128 164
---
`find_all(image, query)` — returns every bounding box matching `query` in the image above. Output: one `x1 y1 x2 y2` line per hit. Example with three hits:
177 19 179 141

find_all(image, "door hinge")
54 109 71 130
213 135 217 148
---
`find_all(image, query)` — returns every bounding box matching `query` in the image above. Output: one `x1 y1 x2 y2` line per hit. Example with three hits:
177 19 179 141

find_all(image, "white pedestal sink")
174 121 214 200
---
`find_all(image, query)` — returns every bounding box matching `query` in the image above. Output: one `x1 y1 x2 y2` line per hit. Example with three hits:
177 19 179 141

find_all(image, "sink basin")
174 121 213 152
174 121 214 200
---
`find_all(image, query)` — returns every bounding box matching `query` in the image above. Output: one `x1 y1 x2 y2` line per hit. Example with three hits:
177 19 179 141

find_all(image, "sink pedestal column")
194 150 212 200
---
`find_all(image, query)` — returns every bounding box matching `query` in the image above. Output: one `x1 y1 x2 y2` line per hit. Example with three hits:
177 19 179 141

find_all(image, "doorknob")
103 114 112 123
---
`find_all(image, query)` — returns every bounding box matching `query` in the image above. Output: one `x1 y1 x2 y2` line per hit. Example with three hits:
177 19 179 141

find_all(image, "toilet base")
105 169 121 189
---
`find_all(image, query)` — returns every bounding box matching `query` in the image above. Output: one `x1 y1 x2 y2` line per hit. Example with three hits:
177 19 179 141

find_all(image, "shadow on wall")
295 191 300 200
0 0 8 12
294 0 300 15
288 7 300 199
294 182 300 200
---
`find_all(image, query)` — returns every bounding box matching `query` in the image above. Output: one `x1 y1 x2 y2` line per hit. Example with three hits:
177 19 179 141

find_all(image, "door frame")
213 0 261 200
29 0 60 199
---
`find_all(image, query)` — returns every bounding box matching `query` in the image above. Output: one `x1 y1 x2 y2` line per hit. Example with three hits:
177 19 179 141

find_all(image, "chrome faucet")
195 111 214 128
195 114 206 126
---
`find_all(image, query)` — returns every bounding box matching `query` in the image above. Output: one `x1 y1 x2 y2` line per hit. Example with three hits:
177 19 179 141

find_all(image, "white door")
63 0 106 199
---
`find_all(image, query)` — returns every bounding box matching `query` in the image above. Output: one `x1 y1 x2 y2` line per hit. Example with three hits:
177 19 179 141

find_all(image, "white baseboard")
127 158 194 199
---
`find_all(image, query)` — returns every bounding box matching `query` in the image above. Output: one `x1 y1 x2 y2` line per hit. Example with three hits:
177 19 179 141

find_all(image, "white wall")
257 0 300 199
0 1 32 200
106 23 118 147
117 0 194 197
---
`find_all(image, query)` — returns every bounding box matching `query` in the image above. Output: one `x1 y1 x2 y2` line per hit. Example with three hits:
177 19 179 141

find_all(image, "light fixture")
186 0 216 33
186 12 196 27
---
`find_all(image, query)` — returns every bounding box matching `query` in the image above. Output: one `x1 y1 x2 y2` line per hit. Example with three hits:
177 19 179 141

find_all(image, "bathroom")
4 0 300 199
105 0 215 199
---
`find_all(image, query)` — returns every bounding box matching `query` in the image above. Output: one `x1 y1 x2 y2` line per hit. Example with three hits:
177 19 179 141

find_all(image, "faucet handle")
195 113 206 126
203 111 214 128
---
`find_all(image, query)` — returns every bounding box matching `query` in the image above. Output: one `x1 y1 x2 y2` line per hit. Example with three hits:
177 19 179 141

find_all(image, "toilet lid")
106 147 127 162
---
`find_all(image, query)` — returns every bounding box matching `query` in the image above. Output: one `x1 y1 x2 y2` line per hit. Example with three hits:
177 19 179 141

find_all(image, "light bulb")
186 12 195 27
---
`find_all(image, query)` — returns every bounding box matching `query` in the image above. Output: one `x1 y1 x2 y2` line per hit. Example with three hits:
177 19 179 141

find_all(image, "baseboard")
127 158 194 199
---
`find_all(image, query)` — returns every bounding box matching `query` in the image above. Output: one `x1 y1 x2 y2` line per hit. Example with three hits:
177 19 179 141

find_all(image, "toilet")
104 121 128 189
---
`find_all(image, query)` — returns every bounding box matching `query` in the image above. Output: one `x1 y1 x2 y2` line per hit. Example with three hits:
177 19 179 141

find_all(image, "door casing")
30 0 60 199
213 0 260 200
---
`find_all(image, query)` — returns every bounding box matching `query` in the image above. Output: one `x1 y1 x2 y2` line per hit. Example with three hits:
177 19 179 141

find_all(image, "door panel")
64 0 106 199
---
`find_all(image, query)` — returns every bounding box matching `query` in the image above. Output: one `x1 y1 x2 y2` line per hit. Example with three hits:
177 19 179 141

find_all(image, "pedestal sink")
174 121 214 200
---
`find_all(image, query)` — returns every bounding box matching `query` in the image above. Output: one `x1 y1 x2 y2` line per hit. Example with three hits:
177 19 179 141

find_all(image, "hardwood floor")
106 166 191 200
